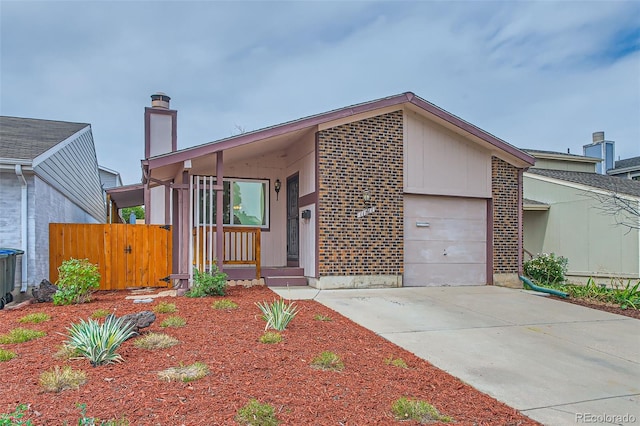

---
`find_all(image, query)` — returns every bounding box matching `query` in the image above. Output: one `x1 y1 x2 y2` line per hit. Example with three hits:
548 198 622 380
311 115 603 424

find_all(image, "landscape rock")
108 311 156 337
31 279 58 303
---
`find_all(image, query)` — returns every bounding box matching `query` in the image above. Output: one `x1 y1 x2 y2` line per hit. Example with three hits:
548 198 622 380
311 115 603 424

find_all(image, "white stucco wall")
524 174 639 279
1 172 100 289
34 176 100 285
285 133 316 276
0 170 32 291
220 131 316 269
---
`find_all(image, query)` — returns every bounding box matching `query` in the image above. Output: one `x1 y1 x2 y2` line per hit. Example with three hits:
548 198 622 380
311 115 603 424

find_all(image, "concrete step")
264 276 308 287
262 267 304 277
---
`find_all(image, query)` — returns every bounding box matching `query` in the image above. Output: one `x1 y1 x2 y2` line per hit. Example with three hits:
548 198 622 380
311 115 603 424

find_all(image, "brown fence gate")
49 223 172 290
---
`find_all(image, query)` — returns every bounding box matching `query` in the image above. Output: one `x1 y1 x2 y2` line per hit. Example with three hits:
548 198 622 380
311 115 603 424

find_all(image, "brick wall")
317 111 404 276
492 156 520 274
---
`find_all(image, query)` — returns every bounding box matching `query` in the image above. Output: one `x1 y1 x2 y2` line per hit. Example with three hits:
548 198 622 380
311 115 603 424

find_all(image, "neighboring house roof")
523 198 550 211
523 149 601 162
146 92 535 171
0 115 105 222
106 183 144 208
528 168 640 198
613 156 640 170
0 116 88 160
99 165 123 189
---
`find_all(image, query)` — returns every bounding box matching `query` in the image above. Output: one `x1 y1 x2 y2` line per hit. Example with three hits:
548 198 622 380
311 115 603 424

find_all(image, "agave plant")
255 299 299 331
66 315 136 367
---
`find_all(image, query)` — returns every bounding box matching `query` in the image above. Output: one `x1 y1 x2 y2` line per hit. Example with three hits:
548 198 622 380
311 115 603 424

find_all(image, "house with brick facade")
110 92 534 291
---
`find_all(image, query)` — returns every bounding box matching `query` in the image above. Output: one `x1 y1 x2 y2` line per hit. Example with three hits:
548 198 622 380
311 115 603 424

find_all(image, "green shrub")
39 365 87 392
134 333 179 350
0 328 45 344
53 258 100 305
256 299 299 331
187 266 227 297
66 316 135 366
0 404 33 426
160 316 186 328
310 351 344 371
549 278 640 310
259 332 282 344
523 253 568 285
158 362 209 382
611 279 640 310
0 348 17 362
211 299 238 310
18 312 51 324
391 397 451 423
235 399 279 426
153 302 177 314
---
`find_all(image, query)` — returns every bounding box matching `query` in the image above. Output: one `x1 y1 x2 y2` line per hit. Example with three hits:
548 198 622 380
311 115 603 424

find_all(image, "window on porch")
195 177 269 229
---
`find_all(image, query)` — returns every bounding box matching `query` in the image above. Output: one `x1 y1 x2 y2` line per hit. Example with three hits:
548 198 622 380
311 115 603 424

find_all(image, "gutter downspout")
15 165 28 292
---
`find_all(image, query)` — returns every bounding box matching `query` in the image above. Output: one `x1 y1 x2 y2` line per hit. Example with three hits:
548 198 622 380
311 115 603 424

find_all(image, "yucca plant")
66 316 136 367
256 299 299 331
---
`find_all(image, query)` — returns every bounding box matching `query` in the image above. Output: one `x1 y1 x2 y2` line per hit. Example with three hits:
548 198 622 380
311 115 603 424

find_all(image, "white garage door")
404 195 487 286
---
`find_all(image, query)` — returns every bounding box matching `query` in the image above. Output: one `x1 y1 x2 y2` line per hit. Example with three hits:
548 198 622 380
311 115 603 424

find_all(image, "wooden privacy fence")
49 223 172 290
193 226 261 279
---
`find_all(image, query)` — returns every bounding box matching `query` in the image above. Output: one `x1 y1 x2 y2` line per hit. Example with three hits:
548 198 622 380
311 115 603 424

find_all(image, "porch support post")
216 152 224 272
165 184 171 225
176 170 191 292
143 181 150 224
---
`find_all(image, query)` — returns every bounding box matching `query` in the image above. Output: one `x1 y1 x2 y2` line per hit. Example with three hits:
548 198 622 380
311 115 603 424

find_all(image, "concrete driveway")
271 285 640 425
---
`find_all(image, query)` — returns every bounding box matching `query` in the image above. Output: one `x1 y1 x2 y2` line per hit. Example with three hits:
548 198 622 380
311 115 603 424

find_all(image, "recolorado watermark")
576 412 637 424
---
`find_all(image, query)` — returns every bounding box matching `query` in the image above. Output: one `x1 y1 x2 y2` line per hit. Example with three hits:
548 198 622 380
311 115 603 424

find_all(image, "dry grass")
158 362 209 382
39 365 87 392
134 333 179 350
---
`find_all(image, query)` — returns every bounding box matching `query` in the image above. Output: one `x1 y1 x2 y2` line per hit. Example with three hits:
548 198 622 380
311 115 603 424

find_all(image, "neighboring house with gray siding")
608 156 640 181
523 150 640 283
0 116 106 291
99 165 123 190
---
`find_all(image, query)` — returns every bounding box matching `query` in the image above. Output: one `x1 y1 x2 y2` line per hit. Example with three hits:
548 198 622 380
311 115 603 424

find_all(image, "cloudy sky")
1 1 639 184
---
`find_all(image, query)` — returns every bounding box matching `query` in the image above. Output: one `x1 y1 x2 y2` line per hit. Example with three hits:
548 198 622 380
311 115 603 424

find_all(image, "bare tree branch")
582 189 640 232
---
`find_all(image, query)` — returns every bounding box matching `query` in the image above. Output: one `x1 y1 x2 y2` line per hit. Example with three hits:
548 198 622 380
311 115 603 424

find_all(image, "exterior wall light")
363 189 371 204
274 179 282 200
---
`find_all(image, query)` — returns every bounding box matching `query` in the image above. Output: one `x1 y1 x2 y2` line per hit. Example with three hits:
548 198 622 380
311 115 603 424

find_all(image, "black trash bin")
0 248 24 309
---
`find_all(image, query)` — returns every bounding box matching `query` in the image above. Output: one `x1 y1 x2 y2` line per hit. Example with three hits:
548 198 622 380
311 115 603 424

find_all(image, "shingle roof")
0 116 88 160
528 168 640 197
612 156 640 170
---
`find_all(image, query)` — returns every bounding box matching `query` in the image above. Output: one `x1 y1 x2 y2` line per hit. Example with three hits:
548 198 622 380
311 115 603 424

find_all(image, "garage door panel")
405 240 486 263
404 218 486 241
404 195 487 286
404 263 486 286
405 196 486 220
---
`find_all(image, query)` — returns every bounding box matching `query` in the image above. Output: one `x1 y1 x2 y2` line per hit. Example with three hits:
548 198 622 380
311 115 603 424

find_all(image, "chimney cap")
150 92 171 109
592 131 605 143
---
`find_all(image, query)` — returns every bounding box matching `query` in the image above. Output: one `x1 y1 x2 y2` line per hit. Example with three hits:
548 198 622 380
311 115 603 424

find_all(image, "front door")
286 175 299 266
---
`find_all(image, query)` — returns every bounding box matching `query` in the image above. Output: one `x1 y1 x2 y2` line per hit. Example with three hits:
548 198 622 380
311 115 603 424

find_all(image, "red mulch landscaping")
0 286 540 425
549 296 640 320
